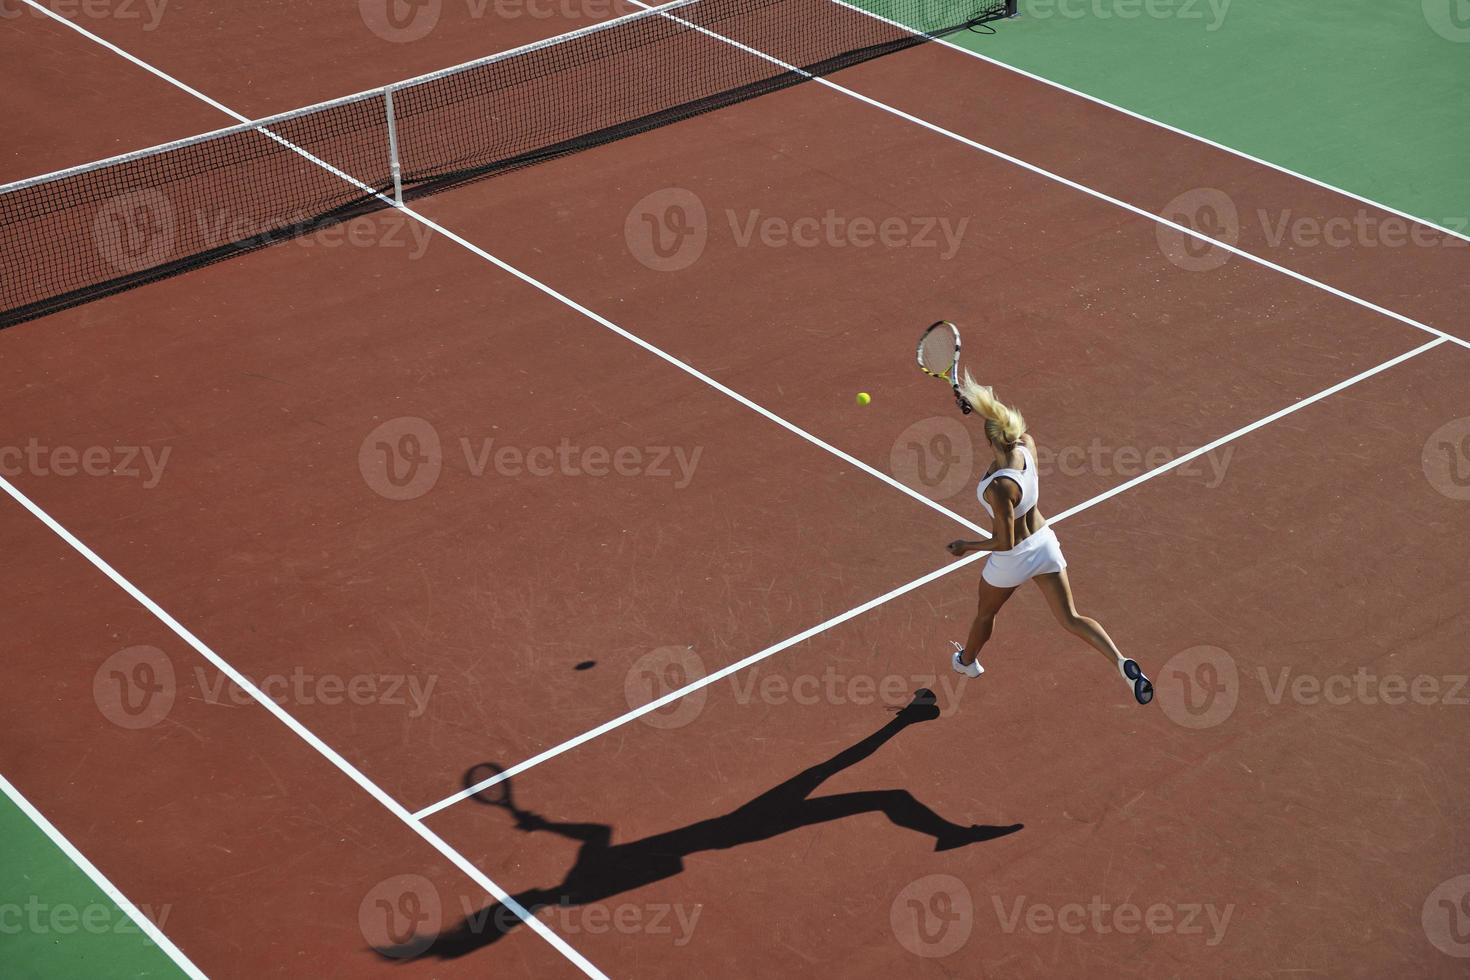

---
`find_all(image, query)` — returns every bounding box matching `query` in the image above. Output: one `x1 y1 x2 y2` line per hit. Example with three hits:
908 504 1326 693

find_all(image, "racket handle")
514 810 547 831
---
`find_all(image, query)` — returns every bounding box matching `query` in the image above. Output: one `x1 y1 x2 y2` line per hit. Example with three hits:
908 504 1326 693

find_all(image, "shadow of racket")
463 763 543 830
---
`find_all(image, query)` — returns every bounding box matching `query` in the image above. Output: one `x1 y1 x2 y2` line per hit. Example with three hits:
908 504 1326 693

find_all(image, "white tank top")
976 443 1039 520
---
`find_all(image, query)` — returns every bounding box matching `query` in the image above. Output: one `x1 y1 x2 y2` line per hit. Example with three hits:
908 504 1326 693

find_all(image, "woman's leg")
1032 570 1126 671
961 578 1016 665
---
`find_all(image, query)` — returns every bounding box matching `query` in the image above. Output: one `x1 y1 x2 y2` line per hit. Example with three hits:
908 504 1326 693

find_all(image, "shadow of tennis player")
378 690 1021 960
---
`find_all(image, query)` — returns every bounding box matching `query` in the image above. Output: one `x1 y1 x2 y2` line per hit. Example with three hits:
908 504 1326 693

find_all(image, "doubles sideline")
10 0 1465 971
423 335 1448 816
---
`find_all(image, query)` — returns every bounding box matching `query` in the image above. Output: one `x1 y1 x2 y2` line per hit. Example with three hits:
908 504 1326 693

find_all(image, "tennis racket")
916 320 972 415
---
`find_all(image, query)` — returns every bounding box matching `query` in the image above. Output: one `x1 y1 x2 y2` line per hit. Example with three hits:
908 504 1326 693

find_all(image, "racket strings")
920 329 959 378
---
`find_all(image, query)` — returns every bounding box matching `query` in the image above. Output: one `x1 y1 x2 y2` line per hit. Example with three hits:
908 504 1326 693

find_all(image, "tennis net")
0 0 1016 328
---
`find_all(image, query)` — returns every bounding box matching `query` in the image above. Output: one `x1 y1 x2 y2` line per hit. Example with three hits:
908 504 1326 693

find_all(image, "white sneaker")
950 641 982 678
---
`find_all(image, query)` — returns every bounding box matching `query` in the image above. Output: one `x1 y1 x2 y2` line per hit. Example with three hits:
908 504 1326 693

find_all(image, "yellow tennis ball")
856 392 872 406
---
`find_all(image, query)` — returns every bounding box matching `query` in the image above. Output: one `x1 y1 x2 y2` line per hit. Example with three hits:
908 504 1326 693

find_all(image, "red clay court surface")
1 0 640 179
2 1 1469 977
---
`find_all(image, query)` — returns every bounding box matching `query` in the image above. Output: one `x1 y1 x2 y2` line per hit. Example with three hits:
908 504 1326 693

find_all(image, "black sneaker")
1123 659 1153 705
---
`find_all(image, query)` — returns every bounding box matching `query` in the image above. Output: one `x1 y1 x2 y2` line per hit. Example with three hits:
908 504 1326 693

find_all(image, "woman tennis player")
942 373 1154 705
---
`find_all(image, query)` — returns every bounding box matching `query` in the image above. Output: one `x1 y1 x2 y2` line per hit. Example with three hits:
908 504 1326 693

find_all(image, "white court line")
13 0 1459 920
622 0 1470 352
1051 337 1450 518
383 217 987 538
420 334 1448 818
829 1 1470 247
0 471 609 979
0 0 706 194
11 1 990 539
0 771 208 979
7 1 991 973
418 548 989 818
15 0 1467 363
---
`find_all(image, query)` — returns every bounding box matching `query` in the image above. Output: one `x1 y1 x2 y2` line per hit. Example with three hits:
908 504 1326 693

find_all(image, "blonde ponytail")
958 370 1026 446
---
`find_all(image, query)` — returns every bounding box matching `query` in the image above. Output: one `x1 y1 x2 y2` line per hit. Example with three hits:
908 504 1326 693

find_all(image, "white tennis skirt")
982 524 1068 588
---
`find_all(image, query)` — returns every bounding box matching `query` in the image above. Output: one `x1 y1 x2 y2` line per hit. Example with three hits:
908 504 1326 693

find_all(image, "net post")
384 85 404 205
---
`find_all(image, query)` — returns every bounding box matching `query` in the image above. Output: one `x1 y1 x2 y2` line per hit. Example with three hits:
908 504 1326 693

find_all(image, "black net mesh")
0 0 1014 328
